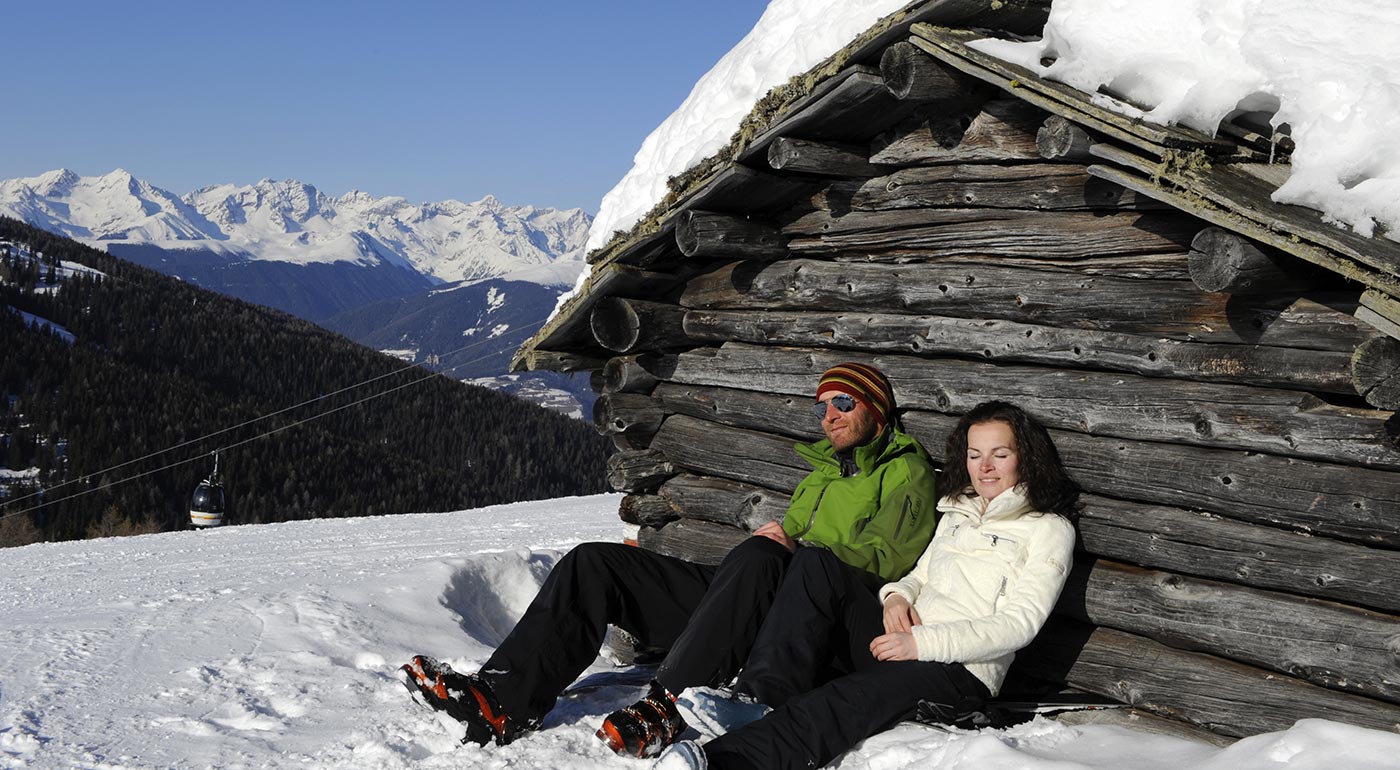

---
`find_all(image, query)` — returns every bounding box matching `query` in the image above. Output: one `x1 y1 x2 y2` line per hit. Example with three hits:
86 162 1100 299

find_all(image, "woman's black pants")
707 547 989 770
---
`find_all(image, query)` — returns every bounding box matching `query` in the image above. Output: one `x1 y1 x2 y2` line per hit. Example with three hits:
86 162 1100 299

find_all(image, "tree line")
0 217 611 547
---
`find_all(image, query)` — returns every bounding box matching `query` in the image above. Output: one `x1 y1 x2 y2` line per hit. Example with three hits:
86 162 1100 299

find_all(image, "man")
400 362 938 758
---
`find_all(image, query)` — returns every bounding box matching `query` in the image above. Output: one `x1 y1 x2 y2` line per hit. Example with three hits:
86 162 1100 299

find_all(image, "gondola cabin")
190 453 226 528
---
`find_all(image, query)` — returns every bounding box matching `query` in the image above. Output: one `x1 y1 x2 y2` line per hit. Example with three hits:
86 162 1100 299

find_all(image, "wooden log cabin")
514 0 1400 743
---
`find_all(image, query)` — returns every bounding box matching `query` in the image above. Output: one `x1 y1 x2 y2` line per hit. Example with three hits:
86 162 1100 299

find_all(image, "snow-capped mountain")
0 169 592 287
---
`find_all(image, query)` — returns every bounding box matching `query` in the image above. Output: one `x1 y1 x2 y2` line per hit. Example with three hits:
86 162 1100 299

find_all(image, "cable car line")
0 318 549 523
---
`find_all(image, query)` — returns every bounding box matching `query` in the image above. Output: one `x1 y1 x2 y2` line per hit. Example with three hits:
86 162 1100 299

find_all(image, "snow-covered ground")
2 494 1398 769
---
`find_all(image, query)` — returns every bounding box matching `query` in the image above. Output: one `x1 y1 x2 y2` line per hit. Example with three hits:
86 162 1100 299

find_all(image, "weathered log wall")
567 46 1400 740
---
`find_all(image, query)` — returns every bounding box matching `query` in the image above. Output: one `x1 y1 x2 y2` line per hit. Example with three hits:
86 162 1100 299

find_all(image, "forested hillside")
0 217 610 546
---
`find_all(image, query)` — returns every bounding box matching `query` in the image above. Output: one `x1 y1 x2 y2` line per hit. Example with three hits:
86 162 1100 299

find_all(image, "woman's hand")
870 632 918 661
882 594 921 634
752 521 797 552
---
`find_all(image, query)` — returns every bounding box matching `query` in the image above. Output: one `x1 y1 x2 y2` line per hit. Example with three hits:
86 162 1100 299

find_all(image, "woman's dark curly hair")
941 401 1082 519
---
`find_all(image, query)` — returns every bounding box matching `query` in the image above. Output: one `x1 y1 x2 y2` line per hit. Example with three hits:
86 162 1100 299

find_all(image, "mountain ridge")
0 168 592 287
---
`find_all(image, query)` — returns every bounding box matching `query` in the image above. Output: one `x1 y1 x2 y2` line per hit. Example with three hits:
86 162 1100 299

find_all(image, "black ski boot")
596 680 687 758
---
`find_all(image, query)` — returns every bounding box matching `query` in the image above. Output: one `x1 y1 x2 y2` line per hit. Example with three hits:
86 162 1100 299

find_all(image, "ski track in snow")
3 494 1400 769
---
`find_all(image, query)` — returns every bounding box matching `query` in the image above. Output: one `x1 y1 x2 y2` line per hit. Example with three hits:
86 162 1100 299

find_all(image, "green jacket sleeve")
811 459 938 583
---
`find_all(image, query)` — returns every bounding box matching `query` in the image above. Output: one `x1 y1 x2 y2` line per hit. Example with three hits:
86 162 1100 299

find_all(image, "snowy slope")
0 170 592 286
3 495 1399 769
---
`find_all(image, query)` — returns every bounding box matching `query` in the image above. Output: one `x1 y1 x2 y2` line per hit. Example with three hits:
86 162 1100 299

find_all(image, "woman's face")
966 420 1019 502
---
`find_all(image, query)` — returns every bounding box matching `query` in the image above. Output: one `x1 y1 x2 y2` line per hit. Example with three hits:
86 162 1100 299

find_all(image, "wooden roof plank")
1085 161 1400 297
1087 141 1400 283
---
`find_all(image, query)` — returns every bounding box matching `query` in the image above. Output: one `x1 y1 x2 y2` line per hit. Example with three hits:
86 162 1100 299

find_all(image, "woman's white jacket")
877 485 1075 695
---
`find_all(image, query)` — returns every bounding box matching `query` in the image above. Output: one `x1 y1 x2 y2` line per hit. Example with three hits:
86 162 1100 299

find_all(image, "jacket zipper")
892 496 911 539
792 486 827 540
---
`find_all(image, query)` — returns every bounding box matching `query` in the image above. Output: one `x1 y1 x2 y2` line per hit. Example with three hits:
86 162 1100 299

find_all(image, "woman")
657 401 1081 770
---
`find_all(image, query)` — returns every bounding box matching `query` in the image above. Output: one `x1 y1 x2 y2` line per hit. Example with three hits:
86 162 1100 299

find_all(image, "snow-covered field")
2 494 1398 769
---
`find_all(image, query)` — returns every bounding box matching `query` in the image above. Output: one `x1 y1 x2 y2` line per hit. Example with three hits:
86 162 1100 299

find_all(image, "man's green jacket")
780 428 938 583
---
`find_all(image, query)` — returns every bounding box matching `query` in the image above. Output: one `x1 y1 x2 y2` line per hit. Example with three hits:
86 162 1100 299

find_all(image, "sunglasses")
812 394 857 420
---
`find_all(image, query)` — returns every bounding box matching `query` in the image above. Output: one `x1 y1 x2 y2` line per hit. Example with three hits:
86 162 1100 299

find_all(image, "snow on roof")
583 0 916 256
587 0 1399 269
970 0 1400 243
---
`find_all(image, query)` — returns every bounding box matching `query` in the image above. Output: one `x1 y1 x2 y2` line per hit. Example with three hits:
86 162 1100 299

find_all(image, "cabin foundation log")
606 449 676 493
675 210 787 260
590 298 691 354
871 98 1046 165
639 518 749 566
1060 559 1400 704
682 308 1357 395
1188 227 1314 294
1019 620 1400 737
681 259 1373 351
619 494 677 527
658 474 789 531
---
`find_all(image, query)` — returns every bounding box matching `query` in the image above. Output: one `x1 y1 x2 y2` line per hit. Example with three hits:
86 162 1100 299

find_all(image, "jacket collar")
796 427 920 477
939 484 1036 522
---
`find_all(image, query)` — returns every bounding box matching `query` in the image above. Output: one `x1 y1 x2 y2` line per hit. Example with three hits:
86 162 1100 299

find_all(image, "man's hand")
882 594 921 634
870 631 918 661
752 521 797 552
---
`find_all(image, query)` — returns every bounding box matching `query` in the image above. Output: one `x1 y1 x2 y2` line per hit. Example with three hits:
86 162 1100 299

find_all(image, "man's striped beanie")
815 362 896 430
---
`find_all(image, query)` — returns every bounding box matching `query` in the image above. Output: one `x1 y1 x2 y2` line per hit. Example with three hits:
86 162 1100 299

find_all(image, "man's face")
816 387 881 452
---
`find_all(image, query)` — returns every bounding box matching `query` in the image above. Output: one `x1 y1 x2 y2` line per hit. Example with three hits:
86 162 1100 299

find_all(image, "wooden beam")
1188 227 1314 294
664 343 1400 469
681 308 1358 395
659 473 790 532
681 259 1373 351
675 210 786 260
1077 494 1400 613
767 137 886 179
644 382 1400 547
879 40 972 102
1360 289 1400 341
651 414 811 493
619 494 677 527
601 353 675 395
589 298 690 354
658 350 1400 548
843 163 1163 212
871 98 1046 165
1351 336 1400 411
606 449 675 493
782 206 1200 259
639 517 749 566
592 392 664 436
1018 620 1400 737
1086 142 1400 294
738 68 921 165
1061 559 1400 705
1036 115 1095 162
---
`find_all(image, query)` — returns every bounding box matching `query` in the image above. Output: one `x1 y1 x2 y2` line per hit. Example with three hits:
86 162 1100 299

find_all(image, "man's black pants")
478 536 792 723
708 547 989 770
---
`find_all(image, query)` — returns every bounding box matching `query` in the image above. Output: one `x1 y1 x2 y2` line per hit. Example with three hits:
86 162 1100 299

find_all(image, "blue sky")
1 1 769 213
